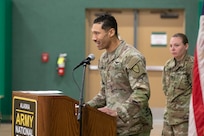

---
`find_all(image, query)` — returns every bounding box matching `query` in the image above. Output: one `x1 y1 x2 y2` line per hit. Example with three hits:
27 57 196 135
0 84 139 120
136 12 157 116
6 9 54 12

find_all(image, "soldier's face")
91 23 111 50
169 37 188 61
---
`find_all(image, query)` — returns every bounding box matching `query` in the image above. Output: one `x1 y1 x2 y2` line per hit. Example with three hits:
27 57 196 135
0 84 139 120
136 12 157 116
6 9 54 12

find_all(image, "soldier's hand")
98 107 117 117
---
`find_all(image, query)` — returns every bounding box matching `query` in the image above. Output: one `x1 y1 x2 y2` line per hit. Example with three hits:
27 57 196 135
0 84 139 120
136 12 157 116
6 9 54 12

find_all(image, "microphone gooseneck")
73 54 95 70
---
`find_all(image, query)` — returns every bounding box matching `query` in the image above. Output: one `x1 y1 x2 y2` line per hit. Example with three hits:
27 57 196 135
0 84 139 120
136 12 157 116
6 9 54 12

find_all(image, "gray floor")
0 123 11 136
0 108 164 136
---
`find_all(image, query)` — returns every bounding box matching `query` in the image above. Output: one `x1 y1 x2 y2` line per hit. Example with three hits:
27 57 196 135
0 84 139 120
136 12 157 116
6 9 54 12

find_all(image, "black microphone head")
88 54 95 61
73 54 95 70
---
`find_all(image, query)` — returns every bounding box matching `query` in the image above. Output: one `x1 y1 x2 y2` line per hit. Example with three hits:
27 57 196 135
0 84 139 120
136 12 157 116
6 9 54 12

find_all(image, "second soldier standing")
162 33 194 136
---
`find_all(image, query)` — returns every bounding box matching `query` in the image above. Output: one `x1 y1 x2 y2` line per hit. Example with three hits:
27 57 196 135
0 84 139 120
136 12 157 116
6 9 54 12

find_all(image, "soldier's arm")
116 56 150 123
86 81 106 108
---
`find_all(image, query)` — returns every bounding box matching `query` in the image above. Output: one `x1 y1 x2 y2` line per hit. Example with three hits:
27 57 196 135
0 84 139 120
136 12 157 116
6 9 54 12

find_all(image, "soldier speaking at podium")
86 14 153 136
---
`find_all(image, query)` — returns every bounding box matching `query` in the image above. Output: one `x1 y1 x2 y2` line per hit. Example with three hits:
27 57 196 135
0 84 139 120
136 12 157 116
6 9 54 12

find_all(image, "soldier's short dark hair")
93 13 118 37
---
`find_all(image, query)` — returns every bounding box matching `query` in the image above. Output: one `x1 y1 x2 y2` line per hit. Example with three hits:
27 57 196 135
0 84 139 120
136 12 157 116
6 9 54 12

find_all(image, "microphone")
73 54 95 70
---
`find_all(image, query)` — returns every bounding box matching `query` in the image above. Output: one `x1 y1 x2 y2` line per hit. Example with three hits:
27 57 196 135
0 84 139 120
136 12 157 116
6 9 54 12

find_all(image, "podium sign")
12 96 37 136
12 91 117 136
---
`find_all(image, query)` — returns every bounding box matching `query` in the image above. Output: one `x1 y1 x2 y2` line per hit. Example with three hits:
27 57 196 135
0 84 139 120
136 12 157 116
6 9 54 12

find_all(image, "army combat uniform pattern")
87 40 152 136
162 54 194 136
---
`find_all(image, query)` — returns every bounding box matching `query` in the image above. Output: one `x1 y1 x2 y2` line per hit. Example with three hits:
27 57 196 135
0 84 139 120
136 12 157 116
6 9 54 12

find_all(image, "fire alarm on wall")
41 52 49 63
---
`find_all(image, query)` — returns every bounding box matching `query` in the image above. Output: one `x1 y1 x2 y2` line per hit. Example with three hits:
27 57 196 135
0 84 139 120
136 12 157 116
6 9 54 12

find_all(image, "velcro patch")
127 57 139 69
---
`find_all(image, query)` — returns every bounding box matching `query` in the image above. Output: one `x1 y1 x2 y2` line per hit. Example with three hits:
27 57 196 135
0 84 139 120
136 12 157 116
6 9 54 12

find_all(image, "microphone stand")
77 61 90 136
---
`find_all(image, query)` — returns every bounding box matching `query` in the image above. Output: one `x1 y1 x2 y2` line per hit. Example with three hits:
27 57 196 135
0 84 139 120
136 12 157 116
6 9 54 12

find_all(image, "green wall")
0 0 12 121
0 0 5 98
0 0 198 121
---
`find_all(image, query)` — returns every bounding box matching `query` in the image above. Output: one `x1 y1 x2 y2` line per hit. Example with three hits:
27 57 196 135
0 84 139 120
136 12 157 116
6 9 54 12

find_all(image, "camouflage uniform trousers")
128 130 151 136
162 121 188 136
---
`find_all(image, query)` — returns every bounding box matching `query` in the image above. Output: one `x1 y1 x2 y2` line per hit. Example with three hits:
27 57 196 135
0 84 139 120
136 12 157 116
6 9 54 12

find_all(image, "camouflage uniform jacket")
162 54 194 125
87 40 152 135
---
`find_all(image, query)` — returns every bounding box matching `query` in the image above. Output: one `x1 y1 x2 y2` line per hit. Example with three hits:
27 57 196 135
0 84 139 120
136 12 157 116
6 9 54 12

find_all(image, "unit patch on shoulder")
132 65 140 73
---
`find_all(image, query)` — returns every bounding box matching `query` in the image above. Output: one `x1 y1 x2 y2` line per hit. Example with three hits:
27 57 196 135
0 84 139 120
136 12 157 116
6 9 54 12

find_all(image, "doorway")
85 9 185 108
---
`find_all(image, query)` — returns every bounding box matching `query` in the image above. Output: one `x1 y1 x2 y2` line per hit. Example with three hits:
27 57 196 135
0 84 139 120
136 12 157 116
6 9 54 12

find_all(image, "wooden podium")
12 91 116 136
